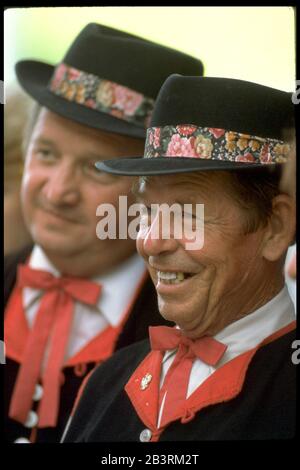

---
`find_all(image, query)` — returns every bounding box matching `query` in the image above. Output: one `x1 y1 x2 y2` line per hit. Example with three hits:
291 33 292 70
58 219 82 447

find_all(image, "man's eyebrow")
32 137 57 147
31 139 107 161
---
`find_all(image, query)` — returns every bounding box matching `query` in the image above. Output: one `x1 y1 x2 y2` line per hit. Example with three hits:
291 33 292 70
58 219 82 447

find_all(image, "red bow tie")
9 264 102 429
149 326 227 427
149 325 227 366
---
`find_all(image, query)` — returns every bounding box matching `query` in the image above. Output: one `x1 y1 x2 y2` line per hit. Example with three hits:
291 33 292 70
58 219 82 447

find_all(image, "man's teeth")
157 271 186 284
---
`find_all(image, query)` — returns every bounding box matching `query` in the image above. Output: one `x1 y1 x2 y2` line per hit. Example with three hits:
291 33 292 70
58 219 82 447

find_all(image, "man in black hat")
63 75 296 441
4 25 203 443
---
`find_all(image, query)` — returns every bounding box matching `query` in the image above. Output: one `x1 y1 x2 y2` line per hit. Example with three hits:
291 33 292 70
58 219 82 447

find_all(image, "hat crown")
62 23 203 98
150 75 294 139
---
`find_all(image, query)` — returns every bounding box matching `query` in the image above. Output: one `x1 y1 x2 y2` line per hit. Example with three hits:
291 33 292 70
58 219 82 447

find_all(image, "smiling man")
63 75 296 442
135 170 287 340
4 26 203 443
20 109 143 276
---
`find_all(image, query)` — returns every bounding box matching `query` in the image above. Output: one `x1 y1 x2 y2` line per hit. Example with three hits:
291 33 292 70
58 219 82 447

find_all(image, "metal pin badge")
140 373 152 390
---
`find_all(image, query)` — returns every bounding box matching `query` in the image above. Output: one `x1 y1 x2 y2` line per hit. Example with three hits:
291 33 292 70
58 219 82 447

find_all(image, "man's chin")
158 299 187 325
158 299 208 333
32 231 83 257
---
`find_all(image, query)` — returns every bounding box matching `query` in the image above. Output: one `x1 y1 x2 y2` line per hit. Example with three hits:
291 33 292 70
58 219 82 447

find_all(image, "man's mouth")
41 206 79 224
156 270 194 285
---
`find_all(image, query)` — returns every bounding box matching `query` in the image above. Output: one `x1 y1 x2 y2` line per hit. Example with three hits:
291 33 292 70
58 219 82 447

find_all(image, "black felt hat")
15 23 204 139
96 74 294 174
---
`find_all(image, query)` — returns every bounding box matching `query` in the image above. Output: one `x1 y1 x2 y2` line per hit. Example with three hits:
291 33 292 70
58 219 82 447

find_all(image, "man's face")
21 108 143 269
136 173 269 338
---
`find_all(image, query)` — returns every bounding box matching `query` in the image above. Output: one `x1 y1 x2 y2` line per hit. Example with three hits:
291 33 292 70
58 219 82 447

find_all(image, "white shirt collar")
23 245 147 327
23 245 60 310
93 252 146 326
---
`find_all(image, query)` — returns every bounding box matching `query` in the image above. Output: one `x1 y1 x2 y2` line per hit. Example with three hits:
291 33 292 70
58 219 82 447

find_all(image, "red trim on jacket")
4 268 148 433
125 320 296 442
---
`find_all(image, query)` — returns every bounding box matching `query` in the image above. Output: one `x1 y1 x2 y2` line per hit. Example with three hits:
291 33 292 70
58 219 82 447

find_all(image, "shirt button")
74 363 87 377
24 411 38 429
14 437 31 443
139 428 152 442
32 384 43 402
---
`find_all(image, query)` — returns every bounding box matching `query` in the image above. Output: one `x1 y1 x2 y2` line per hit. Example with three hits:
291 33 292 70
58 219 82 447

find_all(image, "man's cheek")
21 170 31 193
21 168 43 197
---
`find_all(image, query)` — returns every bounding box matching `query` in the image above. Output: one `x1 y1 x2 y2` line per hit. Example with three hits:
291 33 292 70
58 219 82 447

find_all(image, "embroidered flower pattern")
176 125 198 137
113 85 144 117
208 128 225 139
167 134 197 157
235 153 255 163
95 81 114 108
259 143 272 163
144 124 290 165
49 63 154 128
194 135 213 158
148 127 161 149
273 143 291 160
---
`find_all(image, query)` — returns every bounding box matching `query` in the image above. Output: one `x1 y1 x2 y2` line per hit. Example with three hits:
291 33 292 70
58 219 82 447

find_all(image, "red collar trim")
125 320 296 442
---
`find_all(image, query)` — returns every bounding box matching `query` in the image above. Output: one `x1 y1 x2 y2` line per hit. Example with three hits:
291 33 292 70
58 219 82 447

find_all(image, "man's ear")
261 194 296 262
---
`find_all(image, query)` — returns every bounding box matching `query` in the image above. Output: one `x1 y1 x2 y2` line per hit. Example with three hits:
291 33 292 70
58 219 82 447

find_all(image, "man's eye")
83 161 111 179
83 161 119 184
35 149 55 160
84 161 99 175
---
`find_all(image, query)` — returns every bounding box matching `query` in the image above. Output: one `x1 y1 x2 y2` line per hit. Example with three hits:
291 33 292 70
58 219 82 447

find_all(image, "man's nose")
140 212 178 256
43 161 80 206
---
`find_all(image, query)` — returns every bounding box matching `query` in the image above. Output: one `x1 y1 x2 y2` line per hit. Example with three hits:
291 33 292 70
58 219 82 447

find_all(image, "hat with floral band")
96 74 294 174
15 24 204 139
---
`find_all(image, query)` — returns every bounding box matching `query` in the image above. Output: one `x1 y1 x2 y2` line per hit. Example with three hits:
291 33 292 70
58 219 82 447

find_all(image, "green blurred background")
4 6 295 91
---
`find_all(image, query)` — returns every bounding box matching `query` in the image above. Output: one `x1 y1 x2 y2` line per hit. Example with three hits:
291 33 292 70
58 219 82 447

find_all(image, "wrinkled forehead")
32 107 144 149
135 171 231 200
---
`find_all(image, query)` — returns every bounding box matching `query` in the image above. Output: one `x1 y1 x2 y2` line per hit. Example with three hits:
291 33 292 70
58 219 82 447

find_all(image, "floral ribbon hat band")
145 125 290 164
95 75 295 176
49 63 155 129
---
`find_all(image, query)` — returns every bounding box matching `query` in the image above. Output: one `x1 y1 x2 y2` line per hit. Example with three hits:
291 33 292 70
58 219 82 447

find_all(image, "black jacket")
64 329 297 441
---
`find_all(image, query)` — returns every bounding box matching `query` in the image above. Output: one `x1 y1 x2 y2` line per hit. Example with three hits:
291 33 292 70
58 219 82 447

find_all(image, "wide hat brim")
95 156 279 176
15 60 146 139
